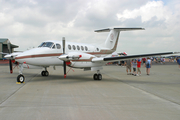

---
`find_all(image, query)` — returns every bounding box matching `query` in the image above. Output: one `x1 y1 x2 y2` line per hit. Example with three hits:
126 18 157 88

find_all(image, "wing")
92 52 176 62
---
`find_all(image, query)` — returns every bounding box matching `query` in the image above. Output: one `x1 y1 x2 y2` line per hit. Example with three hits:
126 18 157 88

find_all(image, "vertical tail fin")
95 28 145 52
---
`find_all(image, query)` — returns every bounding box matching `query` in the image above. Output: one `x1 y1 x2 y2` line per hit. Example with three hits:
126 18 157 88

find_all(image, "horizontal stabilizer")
95 28 145 32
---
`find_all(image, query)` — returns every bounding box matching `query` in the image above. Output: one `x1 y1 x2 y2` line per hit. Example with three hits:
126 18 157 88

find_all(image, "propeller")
62 37 66 78
7 40 13 74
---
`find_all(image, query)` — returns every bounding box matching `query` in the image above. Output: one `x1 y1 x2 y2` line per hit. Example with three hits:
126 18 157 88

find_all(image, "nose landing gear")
17 64 25 83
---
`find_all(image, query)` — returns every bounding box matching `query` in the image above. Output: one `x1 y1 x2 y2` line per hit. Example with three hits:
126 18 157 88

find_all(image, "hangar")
0 39 18 60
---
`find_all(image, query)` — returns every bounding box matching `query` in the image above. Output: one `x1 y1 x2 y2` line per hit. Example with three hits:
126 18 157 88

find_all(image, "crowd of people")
108 52 180 76
125 58 152 76
124 57 180 76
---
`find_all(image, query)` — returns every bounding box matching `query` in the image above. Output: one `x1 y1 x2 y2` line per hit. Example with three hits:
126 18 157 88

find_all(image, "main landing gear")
41 71 49 76
41 67 49 76
93 70 102 80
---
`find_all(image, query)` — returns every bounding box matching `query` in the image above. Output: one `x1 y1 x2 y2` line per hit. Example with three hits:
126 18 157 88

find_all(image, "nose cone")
59 54 69 61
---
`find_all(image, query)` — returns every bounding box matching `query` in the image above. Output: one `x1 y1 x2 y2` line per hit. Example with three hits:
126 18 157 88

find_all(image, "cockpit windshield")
38 42 54 48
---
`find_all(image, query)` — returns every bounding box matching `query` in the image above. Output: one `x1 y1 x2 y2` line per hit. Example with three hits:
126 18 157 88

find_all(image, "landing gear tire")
93 74 98 80
97 74 102 80
41 71 49 76
17 74 25 83
45 71 49 76
93 74 102 80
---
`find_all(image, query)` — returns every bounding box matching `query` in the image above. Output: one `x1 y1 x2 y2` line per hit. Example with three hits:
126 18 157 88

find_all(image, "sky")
0 0 179 55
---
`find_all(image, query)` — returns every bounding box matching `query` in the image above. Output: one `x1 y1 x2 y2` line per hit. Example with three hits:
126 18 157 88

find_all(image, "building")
0 39 19 60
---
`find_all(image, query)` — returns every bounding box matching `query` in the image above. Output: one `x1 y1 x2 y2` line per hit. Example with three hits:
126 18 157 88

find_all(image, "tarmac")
0 63 180 120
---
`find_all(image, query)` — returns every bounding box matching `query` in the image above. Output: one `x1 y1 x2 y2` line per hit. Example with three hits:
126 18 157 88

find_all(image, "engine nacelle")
59 52 94 61
59 54 82 61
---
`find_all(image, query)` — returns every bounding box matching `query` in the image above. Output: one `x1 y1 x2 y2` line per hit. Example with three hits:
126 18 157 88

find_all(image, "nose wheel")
17 74 25 83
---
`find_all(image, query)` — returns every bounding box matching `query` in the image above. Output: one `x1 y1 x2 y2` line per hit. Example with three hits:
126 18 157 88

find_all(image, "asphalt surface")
0 63 180 120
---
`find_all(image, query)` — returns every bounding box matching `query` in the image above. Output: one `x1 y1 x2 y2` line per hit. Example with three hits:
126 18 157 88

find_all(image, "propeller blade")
7 40 13 73
62 37 65 54
7 40 11 53
62 37 66 78
63 61 66 78
9 60 13 74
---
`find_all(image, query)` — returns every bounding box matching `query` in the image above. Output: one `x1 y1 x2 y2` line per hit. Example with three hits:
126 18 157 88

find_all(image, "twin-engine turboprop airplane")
4 28 174 83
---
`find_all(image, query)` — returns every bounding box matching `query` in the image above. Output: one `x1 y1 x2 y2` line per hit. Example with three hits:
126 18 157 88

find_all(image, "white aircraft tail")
95 28 145 52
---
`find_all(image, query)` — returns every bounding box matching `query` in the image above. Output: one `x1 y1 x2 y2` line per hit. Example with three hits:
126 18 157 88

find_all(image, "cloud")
117 1 171 22
0 0 179 54
115 0 180 54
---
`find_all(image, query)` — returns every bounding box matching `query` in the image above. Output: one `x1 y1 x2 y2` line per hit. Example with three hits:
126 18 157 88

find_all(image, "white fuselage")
15 40 111 68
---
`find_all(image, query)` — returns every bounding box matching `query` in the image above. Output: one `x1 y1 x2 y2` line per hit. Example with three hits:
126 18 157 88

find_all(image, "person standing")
142 58 146 67
125 59 132 75
163 57 165 64
137 59 142 76
132 59 137 76
121 60 125 67
146 57 152 75
177 57 180 69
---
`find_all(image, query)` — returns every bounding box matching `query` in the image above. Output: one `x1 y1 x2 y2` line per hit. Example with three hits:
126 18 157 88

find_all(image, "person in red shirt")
142 58 146 67
137 59 142 76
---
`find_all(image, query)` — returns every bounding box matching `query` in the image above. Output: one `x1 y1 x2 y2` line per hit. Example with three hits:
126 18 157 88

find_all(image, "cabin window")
38 42 54 48
68 45 71 50
73 45 76 50
56 44 61 49
77 45 80 50
81 46 84 51
38 42 45 47
52 45 56 49
97 48 99 51
85 46 88 51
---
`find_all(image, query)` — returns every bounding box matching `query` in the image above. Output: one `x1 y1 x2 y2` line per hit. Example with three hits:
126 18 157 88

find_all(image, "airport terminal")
0 39 18 60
